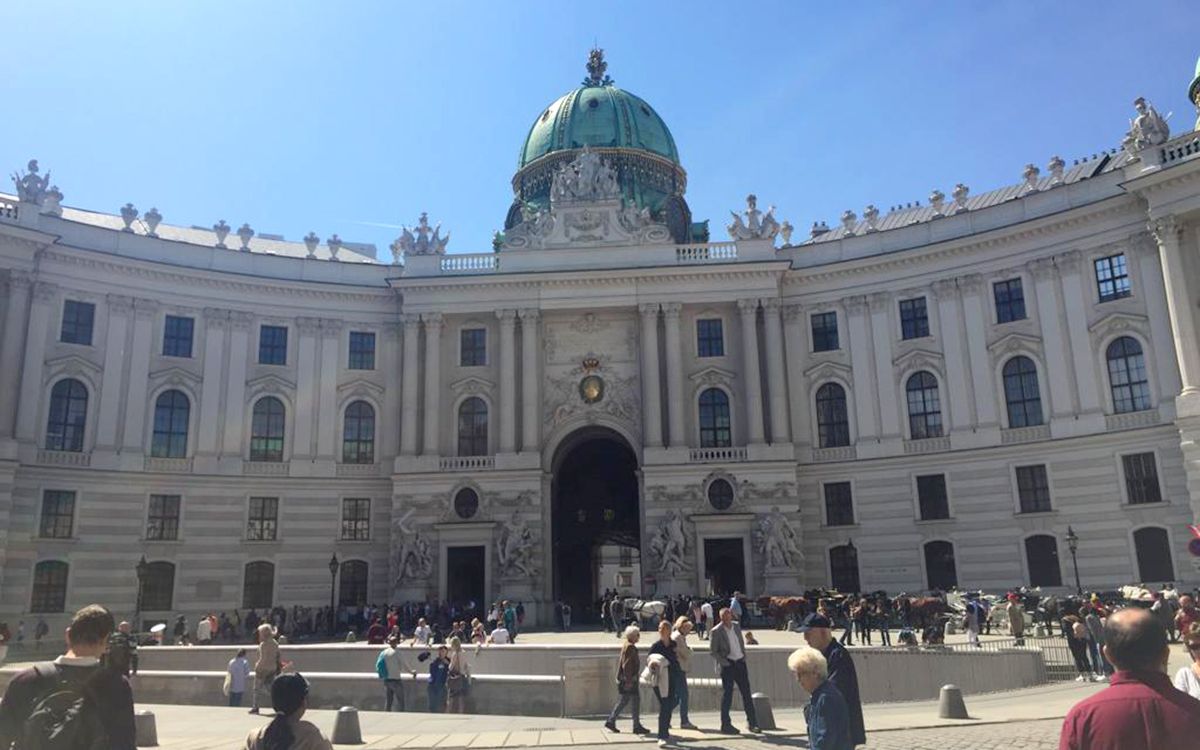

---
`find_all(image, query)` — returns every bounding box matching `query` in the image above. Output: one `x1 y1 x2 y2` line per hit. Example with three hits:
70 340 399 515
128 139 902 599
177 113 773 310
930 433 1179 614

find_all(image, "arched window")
457 397 488 456
1002 357 1043 428
906 371 943 439
342 401 375 464
815 383 850 448
1107 337 1152 414
249 397 285 462
1133 527 1175 583
338 560 369 607
829 545 860 593
924 540 958 590
151 390 190 458
45 379 88 452
698 388 732 448
243 561 275 609
1024 535 1062 587
139 561 175 611
31 561 69 613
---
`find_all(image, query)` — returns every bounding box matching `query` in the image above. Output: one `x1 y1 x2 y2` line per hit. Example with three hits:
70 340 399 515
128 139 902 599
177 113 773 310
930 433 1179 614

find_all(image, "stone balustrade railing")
688 446 748 463
36 450 91 467
243 461 289 476
1105 409 1160 432
1000 425 1051 445
336 463 381 477
675 242 738 263
812 445 857 463
440 254 499 273
144 457 194 473
439 455 495 471
0 200 17 221
1157 134 1200 167
903 436 952 454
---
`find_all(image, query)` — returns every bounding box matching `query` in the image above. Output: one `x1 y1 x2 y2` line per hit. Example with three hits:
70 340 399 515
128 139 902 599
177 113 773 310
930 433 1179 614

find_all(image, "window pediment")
1088 311 1149 348
148 366 202 390
336 378 385 399
245 373 296 393
892 347 943 372
688 366 736 388
803 359 852 382
450 375 495 396
987 332 1042 357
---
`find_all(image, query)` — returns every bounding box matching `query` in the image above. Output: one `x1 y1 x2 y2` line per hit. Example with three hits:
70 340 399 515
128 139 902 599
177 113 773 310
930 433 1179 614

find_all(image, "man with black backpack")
0 604 136 749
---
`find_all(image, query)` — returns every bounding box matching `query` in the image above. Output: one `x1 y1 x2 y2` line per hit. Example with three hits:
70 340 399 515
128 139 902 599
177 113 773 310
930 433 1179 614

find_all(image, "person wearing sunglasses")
1174 622 1200 699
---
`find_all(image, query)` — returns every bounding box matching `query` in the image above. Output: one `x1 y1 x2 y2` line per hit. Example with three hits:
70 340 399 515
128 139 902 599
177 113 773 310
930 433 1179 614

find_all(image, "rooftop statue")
583 46 613 87
11 159 51 204
550 146 620 203
396 212 450 256
728 194 780 240
1124 97 1170 154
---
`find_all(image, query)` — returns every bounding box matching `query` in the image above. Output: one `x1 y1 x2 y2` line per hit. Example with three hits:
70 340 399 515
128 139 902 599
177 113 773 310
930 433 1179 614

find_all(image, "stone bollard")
937 684 969 719
751 692 777 731
331 706 364 744
134 709 158 747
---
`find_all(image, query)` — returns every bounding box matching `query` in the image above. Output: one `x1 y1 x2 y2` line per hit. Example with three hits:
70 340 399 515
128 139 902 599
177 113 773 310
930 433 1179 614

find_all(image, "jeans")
671 669 690 724
428 685 446 712
654 686 678 740
607 689 640 727
878 623 891 646
1088 640 1112 675
385 679 405 711
857 621 871 645
228 692 243 707
251 673 274 711
719 659 758 729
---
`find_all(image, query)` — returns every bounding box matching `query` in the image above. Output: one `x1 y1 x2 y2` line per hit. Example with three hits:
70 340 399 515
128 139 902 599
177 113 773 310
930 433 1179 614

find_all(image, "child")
227 648 251 707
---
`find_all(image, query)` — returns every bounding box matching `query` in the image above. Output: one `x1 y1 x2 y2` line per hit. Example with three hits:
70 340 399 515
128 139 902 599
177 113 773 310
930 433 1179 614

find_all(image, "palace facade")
4 51 1200 626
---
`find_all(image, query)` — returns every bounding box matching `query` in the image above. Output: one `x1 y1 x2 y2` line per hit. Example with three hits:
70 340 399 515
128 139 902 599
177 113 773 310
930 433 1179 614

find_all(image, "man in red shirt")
1059 607 1200 750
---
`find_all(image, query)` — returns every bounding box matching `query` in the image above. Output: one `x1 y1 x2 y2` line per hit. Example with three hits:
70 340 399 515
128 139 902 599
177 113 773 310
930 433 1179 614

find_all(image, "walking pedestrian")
227 648 251 707
427 645 450 713
377 636 416 712
249 623 281 714
104 620 139 678
645 621 679 748
852 601 870 646
788 646 851 750
1063 615 1094 682
243 672 333 750
708 607 760 734
874 602 891 646
605 625 649 735
33 617 47 652
671 617 698 730
728 592 743 622
699 600 714 641
799 613 867 747
446 637 471 714
1083 605 1112 680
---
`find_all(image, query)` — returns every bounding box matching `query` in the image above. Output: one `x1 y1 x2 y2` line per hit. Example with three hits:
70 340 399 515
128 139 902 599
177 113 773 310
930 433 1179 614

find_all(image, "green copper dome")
1190 55 1200 131
518 85 680 168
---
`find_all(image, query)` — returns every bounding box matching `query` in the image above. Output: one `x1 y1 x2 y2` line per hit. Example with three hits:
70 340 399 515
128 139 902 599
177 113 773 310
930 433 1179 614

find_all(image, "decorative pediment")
336 378 385 400
892 347 944 373
450 376 495 396
986 331 1043 356
803 359 852 382
1088 311 1149 340
44 354 103 383
148 365 202 390
245 373 296 393
688 366 737 388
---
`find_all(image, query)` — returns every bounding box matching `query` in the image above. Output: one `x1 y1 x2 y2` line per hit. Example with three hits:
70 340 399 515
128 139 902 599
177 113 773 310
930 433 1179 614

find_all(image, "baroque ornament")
496 512 539 578
1123 97 1170 155
727 194 780 240
756 506 803 570
11 159 51 204
392 509 434 584
648 510 691 577
395 212 450 256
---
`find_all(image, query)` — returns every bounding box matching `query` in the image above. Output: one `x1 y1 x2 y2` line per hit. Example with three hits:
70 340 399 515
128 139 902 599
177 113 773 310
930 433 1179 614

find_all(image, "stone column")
497 309 518 453
293 317 322 459
316 319 342 460
1029 258 1074 418
933 279 973 432
119 298 157 453
782 303 810 447
220 312 253 457
95 294 133 450
0 272 32 439
867 293 899 437
1133 234 1183 401
195 308 228 457
761 299 790 443
381 323 403 459
400 314 421 456
421 313 443 456
844 295 878 441
518 309 541 453
1152 217 1200 394
15 282 56 442
1056 250 1103 415
959 274 999 428
738 299 765 445
662 302 686 448
639 303 663 448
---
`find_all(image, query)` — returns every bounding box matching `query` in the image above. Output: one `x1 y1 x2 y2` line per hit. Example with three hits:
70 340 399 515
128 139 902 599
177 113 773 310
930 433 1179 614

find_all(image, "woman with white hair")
604 625 649 735
787 647 852 750
249 623 281 715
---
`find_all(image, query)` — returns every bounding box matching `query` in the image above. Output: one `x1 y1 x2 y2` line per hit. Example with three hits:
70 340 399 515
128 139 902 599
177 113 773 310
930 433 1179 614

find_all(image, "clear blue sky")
4 1 1198 256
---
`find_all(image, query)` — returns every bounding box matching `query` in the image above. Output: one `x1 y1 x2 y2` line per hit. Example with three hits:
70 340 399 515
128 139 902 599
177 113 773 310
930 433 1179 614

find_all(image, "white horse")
620 598 668 629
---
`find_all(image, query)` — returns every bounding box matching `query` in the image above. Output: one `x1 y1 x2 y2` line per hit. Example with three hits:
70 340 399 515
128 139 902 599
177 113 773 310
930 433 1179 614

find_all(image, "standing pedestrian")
33 617 47 652
503 601 518 642
1006 594 1025 646
243 673 333 750
1083 605 1112 680
249 623 280 715
104 620 139 678
853 601 870 646
788 647 851 750
196 613 213 645
645 621 679 748
699 600 714 641
729 592 743 622
227 648 251 707
874 602 891 646
605 625 649 735
446 637 471 714
671 617 698 730
708 607 760 734
377 636 416 712
799 613 867 747
562 602 572 631
427 645 450 713
412 617 432 646
964 594 981 648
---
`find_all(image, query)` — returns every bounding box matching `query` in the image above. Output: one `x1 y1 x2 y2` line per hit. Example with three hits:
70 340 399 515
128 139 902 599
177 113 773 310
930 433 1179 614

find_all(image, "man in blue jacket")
800 613 866 747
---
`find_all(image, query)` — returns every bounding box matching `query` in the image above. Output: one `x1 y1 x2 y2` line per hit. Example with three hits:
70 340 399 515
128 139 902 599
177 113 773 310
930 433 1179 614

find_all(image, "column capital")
842 294 868 314
401 313 423 329
639 302 660 318
5 270 33 292
422 312 444 330
319 318 344 334
496 309 518 324
105 293 135 315
202 307 229 328
1150 215 1181 245
1055 249 1082 273
133 297 159 318
296 316 323 335
782 302 806 320
957 273 984 294
1026 256 1058 281
383 321 403 339
931 277 959 298
760 298 781 313
32 281 58 302
737 298 760 316
517 308 540 323
868 291 891 312
662 301 682 318
228 311 254 330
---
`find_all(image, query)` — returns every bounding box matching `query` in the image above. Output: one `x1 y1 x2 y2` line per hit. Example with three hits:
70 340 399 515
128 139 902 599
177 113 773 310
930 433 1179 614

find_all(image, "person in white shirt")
227 648 252 707
377 636 417 711
700 601 714 640
412 618 432 646
490 625 510 644
729 593 743 621
1175 623 1200 699
196 616 212 645
671 617 698 730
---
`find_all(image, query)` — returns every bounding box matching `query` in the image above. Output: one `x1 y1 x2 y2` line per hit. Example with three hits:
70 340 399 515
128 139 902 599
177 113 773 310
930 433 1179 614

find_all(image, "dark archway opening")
552 429 639 623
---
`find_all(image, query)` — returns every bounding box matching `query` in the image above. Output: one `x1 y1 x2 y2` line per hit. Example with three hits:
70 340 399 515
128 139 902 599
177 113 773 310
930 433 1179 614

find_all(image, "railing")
675 242 738 263
440 254 499 273
903 436 951 454
811 445 857 463
1000 425 1051 445
1159 135 1200 166
144 456 193 473
243 461 289 476
438 455 495 472
336 463 381 477
1105 409 1160 431
0 200 17 221
688 446 748 463
936 634 1077 682
36 450 90 467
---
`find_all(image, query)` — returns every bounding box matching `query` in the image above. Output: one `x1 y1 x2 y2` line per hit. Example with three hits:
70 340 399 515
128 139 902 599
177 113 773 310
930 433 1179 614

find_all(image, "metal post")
134 555 148 632
1066 526 1082 595
328 554 339 636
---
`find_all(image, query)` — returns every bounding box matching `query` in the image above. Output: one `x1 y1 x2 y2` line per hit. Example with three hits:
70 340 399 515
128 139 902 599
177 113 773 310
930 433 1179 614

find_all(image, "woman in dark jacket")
648 620 680 747
788 647 851 750
605 626 649 734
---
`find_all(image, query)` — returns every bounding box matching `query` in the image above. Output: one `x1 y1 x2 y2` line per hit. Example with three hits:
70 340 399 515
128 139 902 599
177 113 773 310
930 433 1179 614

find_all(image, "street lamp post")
328 554 339 636
134 555 149 632
1066 526 1082 595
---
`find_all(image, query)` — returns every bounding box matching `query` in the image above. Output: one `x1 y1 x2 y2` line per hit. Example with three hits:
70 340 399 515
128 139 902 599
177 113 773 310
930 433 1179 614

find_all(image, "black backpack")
20 663 108 750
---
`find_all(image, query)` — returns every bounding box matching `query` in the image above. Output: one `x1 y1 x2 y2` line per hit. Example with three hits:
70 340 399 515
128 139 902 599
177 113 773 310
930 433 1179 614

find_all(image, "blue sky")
4 1 1198 256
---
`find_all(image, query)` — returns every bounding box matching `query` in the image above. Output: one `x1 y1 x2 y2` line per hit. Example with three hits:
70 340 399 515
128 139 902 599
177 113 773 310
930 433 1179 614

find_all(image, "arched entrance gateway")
551 427 640 622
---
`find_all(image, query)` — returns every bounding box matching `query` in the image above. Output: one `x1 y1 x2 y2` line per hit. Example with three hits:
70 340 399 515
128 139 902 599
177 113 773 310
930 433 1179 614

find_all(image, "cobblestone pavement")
858 719 1061 749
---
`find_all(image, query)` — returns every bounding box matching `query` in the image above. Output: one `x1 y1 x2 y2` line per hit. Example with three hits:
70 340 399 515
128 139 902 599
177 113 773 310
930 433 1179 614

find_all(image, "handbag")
447 671 467 697
221 672 232 697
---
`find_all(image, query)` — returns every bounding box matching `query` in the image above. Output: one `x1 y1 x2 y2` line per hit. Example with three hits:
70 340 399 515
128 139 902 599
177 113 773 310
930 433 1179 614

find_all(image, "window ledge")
914 518 955 525
1121 501 1169 509
337 538 374 544
1015 510 1057 518
242 539 282 545
141 538 184 544
821 523 860 530
32 536 78 543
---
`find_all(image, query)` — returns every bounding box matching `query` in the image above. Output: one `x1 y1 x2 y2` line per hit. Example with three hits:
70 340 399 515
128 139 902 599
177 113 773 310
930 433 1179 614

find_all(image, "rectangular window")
993 278 1027 323
60 300 95 345
811 311 839 352
1095 253 1132 302
146 494 181 540
348 331 375 370
258 325 287 365
1123 453 1162 505
341 498 371 541
916 474 950 520
899 297 930 340
39 490 76 539
162 315 194 358
460 328 486 367
1015 465 1052 514
823 482 855 527
247 497 279 541
696 318 725 357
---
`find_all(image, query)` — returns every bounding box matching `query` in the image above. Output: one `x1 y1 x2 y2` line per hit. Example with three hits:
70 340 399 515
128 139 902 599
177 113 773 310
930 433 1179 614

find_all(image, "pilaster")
0 272 32 441
118 297 158 461
932 278 973 435
421 313 443 456
95 294 133 451
844 295 878 444
518 309 541 453
1152 217 1200 394
195 308 228 466
958 274 1000 432
315 318 342 462
15 282 56 443
1028 258 1075 432
400 314 421 456
381 322 403 459
220 311 253 459
782 303 811 452
662 302 686 448
497 309 518 454
867 292 899 439
639 303 663 448
1056 250 1105 426
293 316 322 460
738 299 765 445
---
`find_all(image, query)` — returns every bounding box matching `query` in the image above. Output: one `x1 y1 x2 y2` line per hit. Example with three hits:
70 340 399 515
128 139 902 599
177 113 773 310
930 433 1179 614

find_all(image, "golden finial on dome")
583 47 613 87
